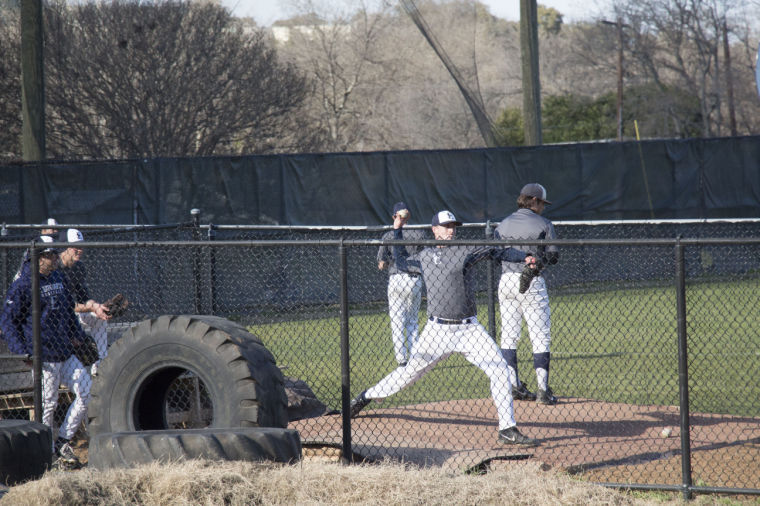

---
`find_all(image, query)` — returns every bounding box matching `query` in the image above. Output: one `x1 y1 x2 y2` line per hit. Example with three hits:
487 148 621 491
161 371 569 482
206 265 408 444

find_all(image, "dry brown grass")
0 459 697 506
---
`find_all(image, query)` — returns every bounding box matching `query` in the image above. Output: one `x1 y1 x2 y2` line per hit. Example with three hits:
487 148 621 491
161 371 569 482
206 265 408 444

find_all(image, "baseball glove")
518 261 543 294
103 293 129 318
73 334 99 367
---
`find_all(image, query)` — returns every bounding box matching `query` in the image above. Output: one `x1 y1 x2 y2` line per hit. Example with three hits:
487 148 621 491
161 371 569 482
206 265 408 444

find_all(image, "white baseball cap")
39 235 58 254
59 228 84 243
431 210 462 227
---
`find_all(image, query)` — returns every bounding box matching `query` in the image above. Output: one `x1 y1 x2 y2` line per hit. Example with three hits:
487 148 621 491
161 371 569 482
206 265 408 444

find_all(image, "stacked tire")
87 315 300 470
0 420 52 485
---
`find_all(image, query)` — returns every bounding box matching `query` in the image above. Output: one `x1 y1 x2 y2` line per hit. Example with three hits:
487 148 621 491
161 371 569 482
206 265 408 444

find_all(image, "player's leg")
522 276 555 404
366 321 449 400
456 321 517 430
41 361 63 439
498 273 535 400
403 276 423 356
387 274 408 365
58 355 92 441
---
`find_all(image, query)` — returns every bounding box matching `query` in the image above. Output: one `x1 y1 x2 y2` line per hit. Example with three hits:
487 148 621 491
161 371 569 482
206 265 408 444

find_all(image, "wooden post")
20 0 46 161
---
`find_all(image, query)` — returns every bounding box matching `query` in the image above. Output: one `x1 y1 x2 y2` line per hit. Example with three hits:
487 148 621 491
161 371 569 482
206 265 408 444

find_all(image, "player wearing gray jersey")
377 202 426 366
351 210 541 446
495 183 559 405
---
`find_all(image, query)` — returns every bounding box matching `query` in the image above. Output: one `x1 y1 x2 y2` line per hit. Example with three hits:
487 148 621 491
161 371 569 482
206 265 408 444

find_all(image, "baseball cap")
59 228 84 243
46 218 57 226
520 183 551 204
392 202 408 215
431 210 462 227
38 235 58 254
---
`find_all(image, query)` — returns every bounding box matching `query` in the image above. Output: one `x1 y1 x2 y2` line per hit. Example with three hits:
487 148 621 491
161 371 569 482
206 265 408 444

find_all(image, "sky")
221 0 612 27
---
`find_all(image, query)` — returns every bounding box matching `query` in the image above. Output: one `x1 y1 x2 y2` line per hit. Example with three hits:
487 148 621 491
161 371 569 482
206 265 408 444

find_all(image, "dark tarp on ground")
2 135 758 226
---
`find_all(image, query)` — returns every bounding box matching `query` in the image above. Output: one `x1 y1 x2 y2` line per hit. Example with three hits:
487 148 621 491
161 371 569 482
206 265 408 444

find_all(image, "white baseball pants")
387 273 423 364
366 317 517 430
41 356 91 442
498 272 551 353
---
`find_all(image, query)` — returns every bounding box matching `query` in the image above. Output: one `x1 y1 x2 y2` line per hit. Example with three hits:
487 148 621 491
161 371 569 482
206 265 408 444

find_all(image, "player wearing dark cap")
495 183 559 405
377 202 427 366
352 210 541 446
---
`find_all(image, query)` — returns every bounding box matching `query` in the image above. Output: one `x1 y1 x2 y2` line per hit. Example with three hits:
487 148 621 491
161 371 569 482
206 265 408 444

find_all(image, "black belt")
398 272 420 278
429 316 476 325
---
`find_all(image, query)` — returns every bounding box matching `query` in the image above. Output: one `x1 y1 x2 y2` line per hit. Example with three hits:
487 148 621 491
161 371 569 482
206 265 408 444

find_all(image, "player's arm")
377 240 390 270
0 283 31 356
391 225 421 274
76 299 110 320
540 224 559 266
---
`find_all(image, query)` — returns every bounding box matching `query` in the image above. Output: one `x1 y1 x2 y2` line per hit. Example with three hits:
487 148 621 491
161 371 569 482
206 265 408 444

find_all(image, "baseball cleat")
497 426 539 447
349 391 372 418
536 386 557 405
512 382 537 401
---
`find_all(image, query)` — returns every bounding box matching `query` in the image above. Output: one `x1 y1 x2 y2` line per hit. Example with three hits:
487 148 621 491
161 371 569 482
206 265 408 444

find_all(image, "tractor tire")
0 420 52 485
88 315 288 437
88 427 301 470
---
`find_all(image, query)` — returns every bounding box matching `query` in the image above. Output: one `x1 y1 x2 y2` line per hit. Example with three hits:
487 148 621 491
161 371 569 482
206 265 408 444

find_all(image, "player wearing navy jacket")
0 236 90 468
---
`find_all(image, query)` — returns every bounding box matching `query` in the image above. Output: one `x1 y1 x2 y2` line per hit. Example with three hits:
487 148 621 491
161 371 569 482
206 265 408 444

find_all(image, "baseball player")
58 228 112 376
351 210 541 446
495 183 559 405
0 235 91 469
377 202 426 366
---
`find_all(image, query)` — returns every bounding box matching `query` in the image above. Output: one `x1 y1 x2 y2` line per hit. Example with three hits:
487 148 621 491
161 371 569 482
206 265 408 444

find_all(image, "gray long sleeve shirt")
393 228 527 319
495 208 558 274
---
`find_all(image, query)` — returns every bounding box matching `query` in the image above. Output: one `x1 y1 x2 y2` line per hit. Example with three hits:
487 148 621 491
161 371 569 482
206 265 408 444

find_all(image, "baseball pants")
387 273 423 364
78 311 108 375
41 355 91 443
366 317 517 430
498 271 552 388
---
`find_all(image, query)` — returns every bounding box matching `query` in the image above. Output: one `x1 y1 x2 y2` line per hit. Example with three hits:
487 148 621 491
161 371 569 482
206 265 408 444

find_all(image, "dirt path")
290 397 760 488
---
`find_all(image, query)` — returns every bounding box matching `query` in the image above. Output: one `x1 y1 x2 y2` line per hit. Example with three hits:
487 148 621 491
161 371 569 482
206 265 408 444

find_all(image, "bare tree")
0 10 21 160
609 0 760 137
277 0 399 152
43 0 313 159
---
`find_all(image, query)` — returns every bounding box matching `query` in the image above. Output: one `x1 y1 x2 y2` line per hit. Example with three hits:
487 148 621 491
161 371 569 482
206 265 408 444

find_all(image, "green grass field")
249 279 760 417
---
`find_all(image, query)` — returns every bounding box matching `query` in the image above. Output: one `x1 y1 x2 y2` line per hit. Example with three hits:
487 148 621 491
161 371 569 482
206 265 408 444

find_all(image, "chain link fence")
0 218 758 497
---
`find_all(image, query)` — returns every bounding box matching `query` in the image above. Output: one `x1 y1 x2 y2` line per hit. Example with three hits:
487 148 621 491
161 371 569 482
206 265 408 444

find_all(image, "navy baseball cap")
392 202 408 215
520 183 551 204
431 210 462 227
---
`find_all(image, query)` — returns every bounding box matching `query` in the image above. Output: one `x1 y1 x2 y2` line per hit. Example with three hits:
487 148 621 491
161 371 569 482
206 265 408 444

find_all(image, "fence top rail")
3 217 760 235
1 237 760 249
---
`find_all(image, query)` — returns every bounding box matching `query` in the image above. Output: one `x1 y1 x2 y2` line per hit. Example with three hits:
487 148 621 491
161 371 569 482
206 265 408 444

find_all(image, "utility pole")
722 20 737 136
21 0 46 161
601 18 629 141
520 0 541 146
615 18 624 141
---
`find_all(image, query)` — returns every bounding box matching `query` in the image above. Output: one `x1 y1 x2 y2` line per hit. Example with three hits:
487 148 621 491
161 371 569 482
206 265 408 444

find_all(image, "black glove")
73 334 100 367
519 261 543 294
103 293 129 318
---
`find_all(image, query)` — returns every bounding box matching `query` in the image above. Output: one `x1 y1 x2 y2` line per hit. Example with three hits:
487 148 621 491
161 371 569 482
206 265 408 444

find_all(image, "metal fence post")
675 239 693 500
1 224 8 291
485 220 497 338
191 208 202 314
30 242 42 423
208 223 217 315
338 239 352 463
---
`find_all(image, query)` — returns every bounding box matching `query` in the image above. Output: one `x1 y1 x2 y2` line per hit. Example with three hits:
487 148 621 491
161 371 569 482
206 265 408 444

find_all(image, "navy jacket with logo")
0 261 85 362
